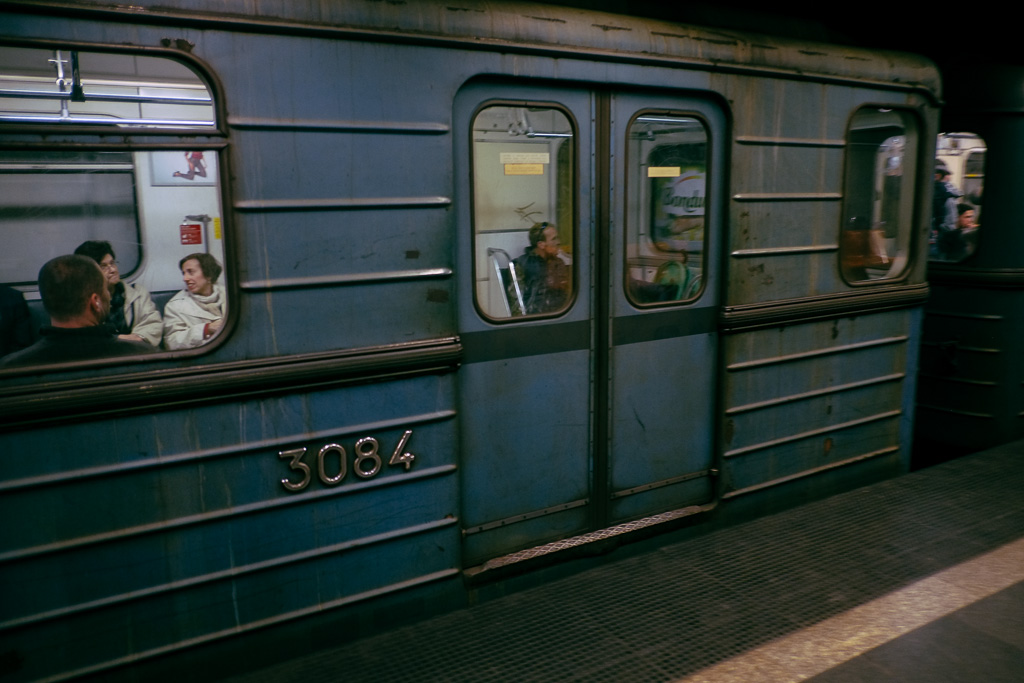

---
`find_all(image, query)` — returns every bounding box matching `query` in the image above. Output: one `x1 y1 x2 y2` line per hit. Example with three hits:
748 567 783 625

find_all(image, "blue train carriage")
0 1 939 681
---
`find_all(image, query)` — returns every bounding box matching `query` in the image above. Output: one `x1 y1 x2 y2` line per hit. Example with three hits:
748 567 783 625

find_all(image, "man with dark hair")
0 255 156 368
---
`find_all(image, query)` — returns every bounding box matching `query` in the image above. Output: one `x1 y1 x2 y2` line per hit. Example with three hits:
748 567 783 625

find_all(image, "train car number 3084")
277 430 416 492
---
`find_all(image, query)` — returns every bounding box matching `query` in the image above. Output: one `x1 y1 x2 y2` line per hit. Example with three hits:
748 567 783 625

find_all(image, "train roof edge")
0 0 941 97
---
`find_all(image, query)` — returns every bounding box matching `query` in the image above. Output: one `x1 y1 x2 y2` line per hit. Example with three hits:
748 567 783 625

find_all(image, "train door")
456 83 723 567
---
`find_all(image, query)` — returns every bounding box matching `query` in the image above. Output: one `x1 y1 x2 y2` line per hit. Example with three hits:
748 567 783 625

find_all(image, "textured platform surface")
222 441 1024 682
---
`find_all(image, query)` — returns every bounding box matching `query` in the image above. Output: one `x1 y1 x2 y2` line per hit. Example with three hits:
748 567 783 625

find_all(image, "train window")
0 151 141 284
840 108 919 283
0 47 226 368
625 113 708 305
0 46 214 128
471 104 575 319
931 132 985 262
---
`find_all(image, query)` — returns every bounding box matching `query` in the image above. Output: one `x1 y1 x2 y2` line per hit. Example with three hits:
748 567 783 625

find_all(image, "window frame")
0 40 232 374
622 108 712 308
468 99 579 323
838 105 923 286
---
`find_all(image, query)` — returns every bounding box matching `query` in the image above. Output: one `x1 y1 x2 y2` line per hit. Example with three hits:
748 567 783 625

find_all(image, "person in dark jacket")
74 240 163 347
0 285 32 358
931 165 961 260
0 255 155 368
511 222 571 315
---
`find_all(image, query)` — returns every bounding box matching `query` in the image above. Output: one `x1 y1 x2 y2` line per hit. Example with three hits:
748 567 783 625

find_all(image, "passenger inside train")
510 222 571 315
0 46 228 369
162 253 226 350
931 132 985 262
73 240 163 347
0 255 156 367
948 202 980 259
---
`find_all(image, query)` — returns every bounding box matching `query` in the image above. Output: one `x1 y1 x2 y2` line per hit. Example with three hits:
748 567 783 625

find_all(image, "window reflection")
626 114 708 305
931 132 985 262
472 105 575 319
840 108 918 282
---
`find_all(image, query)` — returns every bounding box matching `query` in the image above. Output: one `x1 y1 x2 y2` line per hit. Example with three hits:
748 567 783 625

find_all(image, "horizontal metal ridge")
0 464 457 563
927 266 1024 289
924 310 1004 321
724 410 902 458
0 113 214 127
725 373 905 414
0 337 461 430
732 192 842 202
915 403 994 419
726 336 908 371
916 373 999 387
920 341 1001 354
228 116 449 134
0 409 456 494
609 469 710 499
234 196 452 212
240 268 452 291
1 517 456 631
722 446 899 499
721 283 928 332
735 135 845 147
462 498 588 536
44 567 459 683
731 244 838 257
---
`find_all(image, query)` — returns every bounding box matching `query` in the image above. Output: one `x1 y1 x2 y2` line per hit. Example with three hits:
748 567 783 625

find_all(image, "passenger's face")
98 253 121 287
958 210 975 228
540 226 560 258
182 259 213 296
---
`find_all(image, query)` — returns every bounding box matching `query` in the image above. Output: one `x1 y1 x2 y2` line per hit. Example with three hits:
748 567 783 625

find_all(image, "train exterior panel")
0 2 939 681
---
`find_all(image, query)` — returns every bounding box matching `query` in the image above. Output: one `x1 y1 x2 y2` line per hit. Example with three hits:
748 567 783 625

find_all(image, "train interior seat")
487 247 526 317
25 290 178 341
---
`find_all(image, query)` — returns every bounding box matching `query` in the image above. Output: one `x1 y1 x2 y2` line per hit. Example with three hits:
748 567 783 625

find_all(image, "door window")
471 104 576 319
625 113 709 305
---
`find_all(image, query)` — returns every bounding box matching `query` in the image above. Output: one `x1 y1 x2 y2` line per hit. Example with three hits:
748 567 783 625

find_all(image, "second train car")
0 1 939 680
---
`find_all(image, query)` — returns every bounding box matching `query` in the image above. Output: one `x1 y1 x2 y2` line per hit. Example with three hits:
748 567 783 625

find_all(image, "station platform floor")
224 441 1024 683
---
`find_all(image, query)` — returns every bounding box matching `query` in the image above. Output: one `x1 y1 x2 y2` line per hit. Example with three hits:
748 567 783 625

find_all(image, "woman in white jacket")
74 240 163 347
163 252 226 350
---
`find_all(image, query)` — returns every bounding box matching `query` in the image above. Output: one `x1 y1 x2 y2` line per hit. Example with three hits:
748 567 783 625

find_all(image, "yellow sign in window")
504 163 545 176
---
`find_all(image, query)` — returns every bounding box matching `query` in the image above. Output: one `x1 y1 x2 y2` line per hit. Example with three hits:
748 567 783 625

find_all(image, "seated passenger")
512 222 571 315
0 255 156 368
0 285 32 358
74 240 162 347
936 203 977 262
163 253 225 350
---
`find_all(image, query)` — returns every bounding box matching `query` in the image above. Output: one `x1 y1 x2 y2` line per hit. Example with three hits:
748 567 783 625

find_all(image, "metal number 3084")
278 430 415 492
